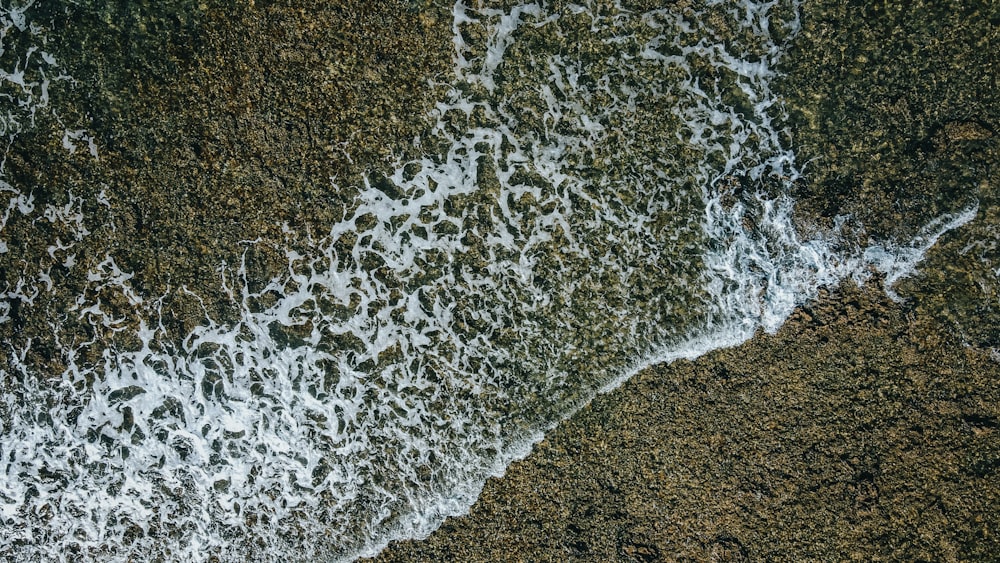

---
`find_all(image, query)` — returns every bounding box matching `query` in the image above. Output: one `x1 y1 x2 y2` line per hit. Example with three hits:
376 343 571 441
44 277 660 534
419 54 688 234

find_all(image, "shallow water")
0 1 988 561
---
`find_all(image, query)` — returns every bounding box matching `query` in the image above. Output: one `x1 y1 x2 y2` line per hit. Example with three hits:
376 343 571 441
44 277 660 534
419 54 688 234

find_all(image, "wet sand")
372 282 1000 561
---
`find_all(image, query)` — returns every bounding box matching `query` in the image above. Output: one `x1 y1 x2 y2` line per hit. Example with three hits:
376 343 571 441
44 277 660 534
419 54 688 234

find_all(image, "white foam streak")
861 203 979 301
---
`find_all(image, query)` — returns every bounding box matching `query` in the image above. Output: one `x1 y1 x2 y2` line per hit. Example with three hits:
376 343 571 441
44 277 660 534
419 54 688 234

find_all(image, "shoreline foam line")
351 193 979 560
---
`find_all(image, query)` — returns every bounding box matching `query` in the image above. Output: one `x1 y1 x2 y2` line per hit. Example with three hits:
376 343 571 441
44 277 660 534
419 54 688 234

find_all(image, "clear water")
0 1 977 561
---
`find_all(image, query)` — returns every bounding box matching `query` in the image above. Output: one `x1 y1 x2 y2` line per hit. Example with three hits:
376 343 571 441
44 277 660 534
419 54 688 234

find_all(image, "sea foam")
0 1 978 561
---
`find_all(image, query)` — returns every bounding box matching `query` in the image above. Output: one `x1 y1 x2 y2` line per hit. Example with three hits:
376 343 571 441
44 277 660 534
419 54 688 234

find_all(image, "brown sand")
372 282 1000 561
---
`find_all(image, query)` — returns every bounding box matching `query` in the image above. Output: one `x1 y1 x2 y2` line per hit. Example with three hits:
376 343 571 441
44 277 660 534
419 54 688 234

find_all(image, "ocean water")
0 1 981 561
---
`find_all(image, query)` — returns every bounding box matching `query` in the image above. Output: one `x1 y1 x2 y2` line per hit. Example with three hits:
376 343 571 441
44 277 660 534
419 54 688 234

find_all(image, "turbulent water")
0 1 979 561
